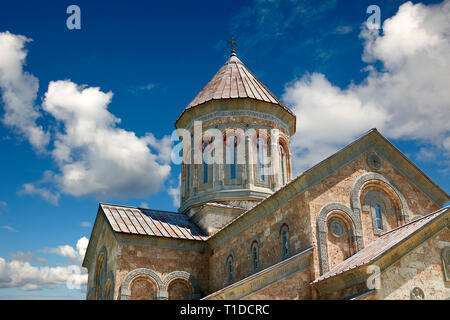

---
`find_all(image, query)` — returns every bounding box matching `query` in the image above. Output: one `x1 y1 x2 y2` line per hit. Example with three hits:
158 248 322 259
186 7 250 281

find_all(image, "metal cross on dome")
228 36 238 54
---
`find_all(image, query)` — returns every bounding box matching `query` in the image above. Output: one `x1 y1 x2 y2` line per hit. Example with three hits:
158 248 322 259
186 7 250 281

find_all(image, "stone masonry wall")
115 242 209 299
306 151 441 280
207 149 441 295
377 227 450 300
208 192 312 293
243 268 312 300
85 213 120 300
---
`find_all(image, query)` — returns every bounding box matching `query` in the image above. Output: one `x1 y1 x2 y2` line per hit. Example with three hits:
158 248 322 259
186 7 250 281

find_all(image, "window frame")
280 225 290 260
251 241 260 272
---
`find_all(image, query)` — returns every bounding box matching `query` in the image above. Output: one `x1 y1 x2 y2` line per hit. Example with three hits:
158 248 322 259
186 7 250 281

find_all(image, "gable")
311 206 449 298
207 128 449 249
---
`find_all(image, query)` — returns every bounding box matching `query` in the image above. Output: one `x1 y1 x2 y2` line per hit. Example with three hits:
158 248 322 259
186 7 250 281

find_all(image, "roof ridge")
100 202 179 215
374 205 448 237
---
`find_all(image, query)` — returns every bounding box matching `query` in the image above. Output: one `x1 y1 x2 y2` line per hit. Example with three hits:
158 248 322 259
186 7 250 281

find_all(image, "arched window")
257 137 265 181
202 141 209 183
230 136 237 180
363 188 402 235
226 255 234 284
251 242 259 272
94 253 106 300
374 203 382 229
442 247 450 282
168 279 193 300
279 144 286 186
280 225 290 260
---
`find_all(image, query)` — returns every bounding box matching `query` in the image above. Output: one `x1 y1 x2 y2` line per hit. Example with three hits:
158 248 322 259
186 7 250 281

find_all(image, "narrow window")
230 136 236 180
252 243 259 271
281 226 290 259
257 138 264 181
227 256 233 283
203 141 209 183
279 144 286 185
442 248 450 281
374 203 382 229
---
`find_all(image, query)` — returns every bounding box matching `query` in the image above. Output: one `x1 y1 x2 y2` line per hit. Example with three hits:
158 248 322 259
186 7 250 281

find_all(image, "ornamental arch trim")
316 202 364 275
163 271 201 300
350 172 409 223
120 268 164 300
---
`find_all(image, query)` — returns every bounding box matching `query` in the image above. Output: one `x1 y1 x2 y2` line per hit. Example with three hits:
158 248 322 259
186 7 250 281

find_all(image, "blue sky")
0 0 449 299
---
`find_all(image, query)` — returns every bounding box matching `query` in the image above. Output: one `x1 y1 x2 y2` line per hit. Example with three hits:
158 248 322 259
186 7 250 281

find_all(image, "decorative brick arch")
163 271 201 300
275 218 293 238
94 246 108 300
316 203 364 275
224 250 236 265
350 172 409 223
104 270 115 300
247 235 263 253
120 268 164 300
224 250 236 285
276 135 292 183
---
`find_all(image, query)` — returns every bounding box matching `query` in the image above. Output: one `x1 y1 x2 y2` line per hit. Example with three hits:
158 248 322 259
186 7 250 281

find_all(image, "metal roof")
186 52 292 114
313 206 449 283
100 203 207 241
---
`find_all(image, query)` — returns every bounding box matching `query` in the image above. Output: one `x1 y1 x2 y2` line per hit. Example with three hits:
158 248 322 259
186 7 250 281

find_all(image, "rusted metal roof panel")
185 53 291 112
100 203 207 241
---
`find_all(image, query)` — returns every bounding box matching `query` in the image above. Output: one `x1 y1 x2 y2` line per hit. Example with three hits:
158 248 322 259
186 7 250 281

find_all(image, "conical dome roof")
185 52 292 114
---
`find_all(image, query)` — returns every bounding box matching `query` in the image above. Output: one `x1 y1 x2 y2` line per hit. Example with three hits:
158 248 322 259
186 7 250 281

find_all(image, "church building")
82 48 450 300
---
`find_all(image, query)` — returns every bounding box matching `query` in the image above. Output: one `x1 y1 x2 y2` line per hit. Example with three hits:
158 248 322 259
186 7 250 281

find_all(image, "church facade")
82 50 450 300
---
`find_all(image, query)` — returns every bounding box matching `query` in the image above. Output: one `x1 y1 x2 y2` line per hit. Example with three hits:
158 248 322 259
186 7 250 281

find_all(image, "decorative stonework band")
185 109 290 133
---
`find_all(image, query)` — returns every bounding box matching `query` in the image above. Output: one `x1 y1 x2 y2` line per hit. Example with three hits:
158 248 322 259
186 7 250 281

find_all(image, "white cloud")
1 225 18 232
0 31 172 203
284 0 450 173
144 133 173 165
0 31 49 150
0 237 88 292
168 174 181 208
19 183 59 205
41 236 88 265
39 80 171 199
0 258 87 291
139 202 149 208
334 25 353 35
76 237 88 258
284 73 387 170
128 83 155 95
42 245 78 260
8 251 48 265
138 83 155 91
80 221 92 228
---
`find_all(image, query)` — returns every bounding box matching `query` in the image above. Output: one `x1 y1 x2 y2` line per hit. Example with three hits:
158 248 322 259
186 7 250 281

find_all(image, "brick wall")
208 192 311 293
